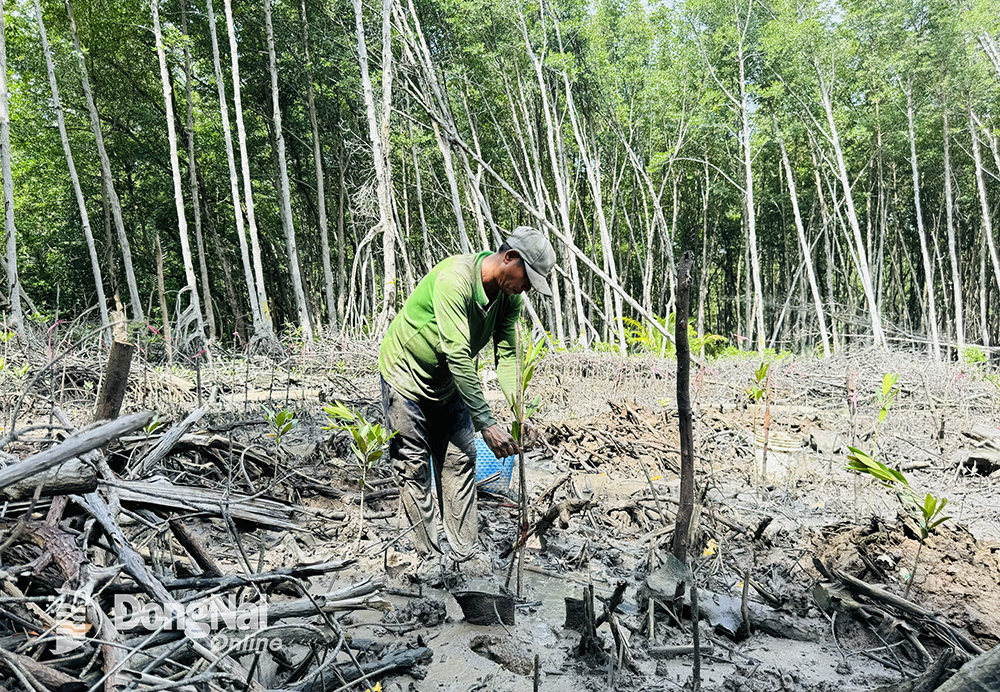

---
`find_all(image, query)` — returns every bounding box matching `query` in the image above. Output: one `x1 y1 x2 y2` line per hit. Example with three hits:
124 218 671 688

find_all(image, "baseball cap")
504 226 556 297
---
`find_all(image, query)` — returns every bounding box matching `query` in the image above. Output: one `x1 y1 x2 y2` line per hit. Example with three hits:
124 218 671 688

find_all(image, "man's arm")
433 271 497 431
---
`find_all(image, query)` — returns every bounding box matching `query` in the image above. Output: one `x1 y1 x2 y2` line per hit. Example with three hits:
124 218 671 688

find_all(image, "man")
378 227 556 569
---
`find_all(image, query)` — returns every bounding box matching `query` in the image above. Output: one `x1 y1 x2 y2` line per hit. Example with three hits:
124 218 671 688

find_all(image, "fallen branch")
105 560 357 594
102 477 298 529
306 646 432 691
0 411 153 491
500 498 593 558
814 559 984 657
0 457 96 500
128 406 207 479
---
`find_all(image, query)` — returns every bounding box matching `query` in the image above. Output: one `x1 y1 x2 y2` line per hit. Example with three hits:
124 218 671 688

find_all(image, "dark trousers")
380 376 478 560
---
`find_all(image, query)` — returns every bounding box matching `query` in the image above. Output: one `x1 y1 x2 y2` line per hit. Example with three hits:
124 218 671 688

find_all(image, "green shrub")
961 346 987 364
623 314 728 358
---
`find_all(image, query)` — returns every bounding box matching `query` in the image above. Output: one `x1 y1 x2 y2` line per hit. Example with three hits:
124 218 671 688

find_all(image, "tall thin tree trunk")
206 0 261 336
503 70 566 343
223 0 272 336
337 146 347 323
181 2 215 343
408 118 432 272
34 0 107 341
65 0 142 320
697 165 711 357
263 0 312 342
353 0 397 330
969 107 1000 307
155 234 173 363
981 232 990 351
433 120 470 254
378 0 397 323
775 122 830 357
943 107 963 353
0 0 19 334
906 81 939 360
152 0 206 346
738 37 765 353
561 70 625 353
100 179 118 297
198 169 245 341
524 80 566 343
817 62 885 348
300 0 335 329
522 16 586 347
618 132 678 314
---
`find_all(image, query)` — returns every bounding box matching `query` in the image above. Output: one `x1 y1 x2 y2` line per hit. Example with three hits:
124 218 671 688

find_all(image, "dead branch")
0 411 153 491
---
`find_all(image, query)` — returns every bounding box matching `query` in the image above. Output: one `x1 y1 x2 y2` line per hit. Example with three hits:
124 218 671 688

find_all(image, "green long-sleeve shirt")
378 251 521 431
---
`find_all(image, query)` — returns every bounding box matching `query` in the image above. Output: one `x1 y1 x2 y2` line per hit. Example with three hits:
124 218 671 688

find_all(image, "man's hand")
482 424 518 458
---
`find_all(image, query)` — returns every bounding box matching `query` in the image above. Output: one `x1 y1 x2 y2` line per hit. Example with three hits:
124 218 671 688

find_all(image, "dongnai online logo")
49 591 278 654
49 589 97 654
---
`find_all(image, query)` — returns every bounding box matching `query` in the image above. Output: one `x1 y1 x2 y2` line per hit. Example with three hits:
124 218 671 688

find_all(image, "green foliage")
961 347 987 364
263 406 297 451
623 315 669 354
4 0 1000 359
623 314 728 359
143 414 167 436
878 372 898 425
717 346 792 361
0 357 31 381
745 361 770 404
845 439 951 596
596 340 624 355
323 401 396 489
845 446 908 486
505 330 545 444
917 493 951 541
845 448 950 541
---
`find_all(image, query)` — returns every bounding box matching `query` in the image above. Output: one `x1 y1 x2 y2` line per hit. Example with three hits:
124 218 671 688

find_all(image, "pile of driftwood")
813 559 1000 690
542 400 679 474
0 367 429 692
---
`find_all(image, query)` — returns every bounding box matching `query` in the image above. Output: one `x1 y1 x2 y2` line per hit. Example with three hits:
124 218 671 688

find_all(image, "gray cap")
505 226 556 297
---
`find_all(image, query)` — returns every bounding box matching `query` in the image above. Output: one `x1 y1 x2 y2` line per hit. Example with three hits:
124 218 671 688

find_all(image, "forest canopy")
3 0 1000 360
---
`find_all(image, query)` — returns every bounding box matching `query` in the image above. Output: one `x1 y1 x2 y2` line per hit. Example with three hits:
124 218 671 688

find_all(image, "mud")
302 347 998 691
46 343 1000 691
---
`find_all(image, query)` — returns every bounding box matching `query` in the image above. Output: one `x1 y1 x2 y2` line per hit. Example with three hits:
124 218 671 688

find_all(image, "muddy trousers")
380 376 479 561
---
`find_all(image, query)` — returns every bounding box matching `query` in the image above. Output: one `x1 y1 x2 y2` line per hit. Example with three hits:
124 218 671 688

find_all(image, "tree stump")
95 340 135 422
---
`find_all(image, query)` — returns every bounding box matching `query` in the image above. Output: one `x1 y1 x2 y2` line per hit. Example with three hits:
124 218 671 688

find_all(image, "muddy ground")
9 341 1000 691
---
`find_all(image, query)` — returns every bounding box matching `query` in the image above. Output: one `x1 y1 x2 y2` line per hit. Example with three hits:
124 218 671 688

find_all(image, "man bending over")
378 227 555 571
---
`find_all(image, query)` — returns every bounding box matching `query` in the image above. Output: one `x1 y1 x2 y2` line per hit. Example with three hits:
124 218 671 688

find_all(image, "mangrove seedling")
745 361 770 483
143 414 168 436
873 372 898 456
505 329 545 446
263 406 297 453
324 401 396 548
504 328 545 598
845 447 950 598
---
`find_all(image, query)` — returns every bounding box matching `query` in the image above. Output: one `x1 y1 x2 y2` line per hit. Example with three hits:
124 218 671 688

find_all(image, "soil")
13 342 1000 691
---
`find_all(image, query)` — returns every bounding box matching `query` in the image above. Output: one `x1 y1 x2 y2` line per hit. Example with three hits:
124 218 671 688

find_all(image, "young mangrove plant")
143 413 168 436
263 406 297 453
324 401 396 548
850 371 897 516
504 328 544 598
505 329 545 446
745 361 770 483
873 372 898 457
845 447 950 599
